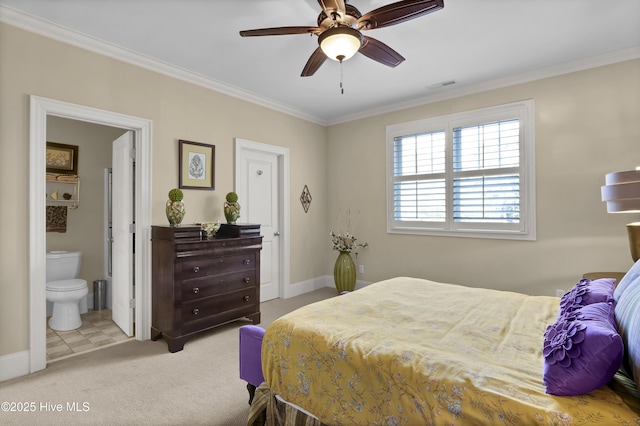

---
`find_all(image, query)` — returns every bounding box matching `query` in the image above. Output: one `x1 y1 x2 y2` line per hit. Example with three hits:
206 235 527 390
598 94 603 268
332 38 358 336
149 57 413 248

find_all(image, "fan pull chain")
339 58 344 95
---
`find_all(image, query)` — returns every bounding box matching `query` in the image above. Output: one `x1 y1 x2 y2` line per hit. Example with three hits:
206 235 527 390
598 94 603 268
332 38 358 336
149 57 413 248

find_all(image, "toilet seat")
46 278 87 292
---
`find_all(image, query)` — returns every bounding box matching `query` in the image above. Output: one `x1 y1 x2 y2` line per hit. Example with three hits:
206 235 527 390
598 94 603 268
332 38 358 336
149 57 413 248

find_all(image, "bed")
249 266 640 425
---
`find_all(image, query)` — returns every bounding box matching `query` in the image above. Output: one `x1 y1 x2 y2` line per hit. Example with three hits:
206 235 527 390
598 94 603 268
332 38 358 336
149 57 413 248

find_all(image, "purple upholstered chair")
239 325 266 404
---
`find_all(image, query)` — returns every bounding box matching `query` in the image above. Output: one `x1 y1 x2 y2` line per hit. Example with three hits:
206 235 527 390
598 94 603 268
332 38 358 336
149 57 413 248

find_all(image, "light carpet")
0 287 336 426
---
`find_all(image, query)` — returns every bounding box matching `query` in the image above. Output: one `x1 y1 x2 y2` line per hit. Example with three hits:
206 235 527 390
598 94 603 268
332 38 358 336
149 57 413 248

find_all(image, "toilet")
46 251 89 331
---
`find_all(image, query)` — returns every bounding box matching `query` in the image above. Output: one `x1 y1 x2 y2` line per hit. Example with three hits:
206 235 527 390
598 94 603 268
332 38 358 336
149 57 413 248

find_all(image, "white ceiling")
1 0 639 125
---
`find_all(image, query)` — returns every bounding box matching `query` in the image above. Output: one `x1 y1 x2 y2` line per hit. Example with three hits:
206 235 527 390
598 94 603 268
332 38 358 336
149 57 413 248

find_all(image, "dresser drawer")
180 270 256 302
181 287 257 325
178 253 256 280
175 236 263 258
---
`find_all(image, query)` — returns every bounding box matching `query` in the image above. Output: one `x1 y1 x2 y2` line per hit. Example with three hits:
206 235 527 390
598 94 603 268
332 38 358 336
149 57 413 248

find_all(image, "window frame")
386 100 536 240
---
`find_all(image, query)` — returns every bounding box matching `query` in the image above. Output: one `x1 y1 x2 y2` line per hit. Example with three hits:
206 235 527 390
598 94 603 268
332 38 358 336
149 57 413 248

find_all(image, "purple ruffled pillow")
543 302 623 396
559 278 615 314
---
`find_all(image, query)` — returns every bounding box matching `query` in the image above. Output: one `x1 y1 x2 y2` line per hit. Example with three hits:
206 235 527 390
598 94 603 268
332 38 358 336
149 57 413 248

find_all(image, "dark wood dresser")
151 224 262 352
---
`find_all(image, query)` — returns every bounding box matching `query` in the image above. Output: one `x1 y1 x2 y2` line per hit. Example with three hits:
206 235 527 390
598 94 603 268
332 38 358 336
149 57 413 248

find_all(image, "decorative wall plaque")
300 185 312 213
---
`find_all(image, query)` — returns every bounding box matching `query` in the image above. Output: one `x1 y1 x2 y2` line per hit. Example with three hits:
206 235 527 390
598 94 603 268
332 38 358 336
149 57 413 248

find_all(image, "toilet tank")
46 251 82 282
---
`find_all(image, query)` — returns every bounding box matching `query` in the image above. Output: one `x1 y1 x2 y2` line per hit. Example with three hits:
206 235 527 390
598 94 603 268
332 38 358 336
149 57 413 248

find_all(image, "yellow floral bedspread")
262 277 639 425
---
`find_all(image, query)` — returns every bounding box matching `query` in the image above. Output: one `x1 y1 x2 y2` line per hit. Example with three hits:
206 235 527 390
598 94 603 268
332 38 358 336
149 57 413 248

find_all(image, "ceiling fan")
239 0 444 77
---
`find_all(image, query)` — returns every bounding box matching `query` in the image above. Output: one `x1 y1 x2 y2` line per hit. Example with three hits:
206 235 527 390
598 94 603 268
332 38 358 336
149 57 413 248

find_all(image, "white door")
240 150 280 301
111 131 134 336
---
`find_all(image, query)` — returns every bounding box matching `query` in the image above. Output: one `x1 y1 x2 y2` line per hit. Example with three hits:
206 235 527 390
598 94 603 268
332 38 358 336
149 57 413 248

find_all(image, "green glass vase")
333 251 356 293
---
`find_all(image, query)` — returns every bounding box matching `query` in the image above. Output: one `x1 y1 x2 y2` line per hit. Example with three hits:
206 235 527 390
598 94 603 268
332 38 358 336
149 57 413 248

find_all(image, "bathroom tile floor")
46 309 132 362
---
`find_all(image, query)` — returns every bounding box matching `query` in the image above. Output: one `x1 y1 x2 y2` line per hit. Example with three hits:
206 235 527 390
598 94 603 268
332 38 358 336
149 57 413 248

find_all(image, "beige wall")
327 59 640 296
1 20 638 359
0 22 328 357
46 117 126 301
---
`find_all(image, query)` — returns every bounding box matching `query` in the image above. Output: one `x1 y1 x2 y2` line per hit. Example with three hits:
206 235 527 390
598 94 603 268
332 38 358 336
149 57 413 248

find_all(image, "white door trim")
29 96 152 374
234 138 290 299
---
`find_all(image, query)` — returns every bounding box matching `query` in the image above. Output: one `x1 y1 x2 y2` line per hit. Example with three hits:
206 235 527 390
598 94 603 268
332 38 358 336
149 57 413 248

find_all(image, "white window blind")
393 131 446 222
386 101 535 240
452 119 520 224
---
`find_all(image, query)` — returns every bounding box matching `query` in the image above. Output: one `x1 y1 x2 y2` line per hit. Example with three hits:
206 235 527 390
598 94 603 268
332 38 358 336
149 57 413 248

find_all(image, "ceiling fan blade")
317 0 346 15
301 47 328 77
240 26 321 37
358 0 444 30
359 36 405 68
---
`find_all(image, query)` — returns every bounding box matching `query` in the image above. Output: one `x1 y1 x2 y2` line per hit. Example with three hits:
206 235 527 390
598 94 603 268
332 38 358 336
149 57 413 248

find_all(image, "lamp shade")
318 26 362 62
602 168 640 262
601 168 640 213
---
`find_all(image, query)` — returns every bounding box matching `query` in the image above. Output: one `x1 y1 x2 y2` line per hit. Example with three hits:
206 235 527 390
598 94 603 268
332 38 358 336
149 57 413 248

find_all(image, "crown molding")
2 4 638 128
0 4 327 126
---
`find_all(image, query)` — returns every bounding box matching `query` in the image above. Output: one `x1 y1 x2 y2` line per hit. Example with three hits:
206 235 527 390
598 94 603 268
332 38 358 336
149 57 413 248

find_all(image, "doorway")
29 96 152 374
45 118 133 361
235 138 290 301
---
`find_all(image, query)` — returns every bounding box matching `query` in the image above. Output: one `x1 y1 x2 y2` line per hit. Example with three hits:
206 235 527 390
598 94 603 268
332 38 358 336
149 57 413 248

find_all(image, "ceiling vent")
427 80 456 89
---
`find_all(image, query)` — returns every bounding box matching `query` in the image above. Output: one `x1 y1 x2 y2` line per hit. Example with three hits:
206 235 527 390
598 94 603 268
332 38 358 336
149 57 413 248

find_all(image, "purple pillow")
543 302 623 396
559 278 615 314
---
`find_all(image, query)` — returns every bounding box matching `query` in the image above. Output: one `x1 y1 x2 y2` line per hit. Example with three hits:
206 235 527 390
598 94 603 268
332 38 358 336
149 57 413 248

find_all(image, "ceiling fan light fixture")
318 26 362 62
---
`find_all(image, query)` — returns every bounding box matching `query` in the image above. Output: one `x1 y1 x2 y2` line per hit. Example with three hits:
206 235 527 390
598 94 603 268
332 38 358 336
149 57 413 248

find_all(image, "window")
387 100 535 240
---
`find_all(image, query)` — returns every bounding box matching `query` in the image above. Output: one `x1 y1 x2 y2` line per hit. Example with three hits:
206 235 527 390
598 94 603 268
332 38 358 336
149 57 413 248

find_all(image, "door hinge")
129 223 135 233
129 299 135 308
129 148 136 159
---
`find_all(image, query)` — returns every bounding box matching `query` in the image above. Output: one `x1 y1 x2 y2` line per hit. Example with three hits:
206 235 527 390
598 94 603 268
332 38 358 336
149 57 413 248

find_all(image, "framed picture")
46 142 79 175
179 140 215 190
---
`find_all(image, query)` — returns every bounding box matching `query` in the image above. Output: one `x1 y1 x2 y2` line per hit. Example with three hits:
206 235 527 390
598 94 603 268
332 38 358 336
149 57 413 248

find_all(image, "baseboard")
284 276 332 298
283 276 373 298
0 350 30 382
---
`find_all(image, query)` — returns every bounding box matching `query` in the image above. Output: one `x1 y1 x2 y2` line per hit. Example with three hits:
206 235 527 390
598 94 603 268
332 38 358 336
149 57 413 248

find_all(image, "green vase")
333 251 356 293
166 200 185 226
224 201 241 224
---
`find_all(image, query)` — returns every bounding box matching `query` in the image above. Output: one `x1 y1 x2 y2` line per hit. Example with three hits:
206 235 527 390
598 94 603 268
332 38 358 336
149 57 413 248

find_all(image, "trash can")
93 279 107 311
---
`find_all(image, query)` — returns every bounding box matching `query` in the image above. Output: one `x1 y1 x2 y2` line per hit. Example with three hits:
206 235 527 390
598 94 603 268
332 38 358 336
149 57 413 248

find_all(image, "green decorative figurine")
224 192 241 224
166 188 185 226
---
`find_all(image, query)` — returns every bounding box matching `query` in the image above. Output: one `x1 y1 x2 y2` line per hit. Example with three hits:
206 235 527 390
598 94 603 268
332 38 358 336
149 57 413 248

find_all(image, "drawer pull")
243 259 251 265
243 295 250 302
192 308 200 315
244 277 251 283
193 287 200 294
193 266 200 273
